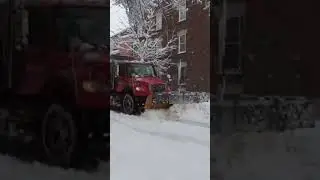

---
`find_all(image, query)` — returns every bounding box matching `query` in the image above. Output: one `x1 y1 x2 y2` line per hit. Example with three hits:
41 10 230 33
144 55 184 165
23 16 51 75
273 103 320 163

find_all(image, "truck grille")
151 84 166 93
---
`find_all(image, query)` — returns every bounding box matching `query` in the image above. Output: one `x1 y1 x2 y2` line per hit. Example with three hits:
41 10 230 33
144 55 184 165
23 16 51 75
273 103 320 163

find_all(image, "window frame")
177 29 187 54
155 11 162 31
178 0 187 22
118 63 127 76
156 37 163 49
216 0 245 74
178 60 187 85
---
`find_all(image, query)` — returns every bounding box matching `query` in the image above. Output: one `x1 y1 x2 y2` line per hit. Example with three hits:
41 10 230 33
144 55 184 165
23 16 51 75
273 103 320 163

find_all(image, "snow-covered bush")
236 97 314 133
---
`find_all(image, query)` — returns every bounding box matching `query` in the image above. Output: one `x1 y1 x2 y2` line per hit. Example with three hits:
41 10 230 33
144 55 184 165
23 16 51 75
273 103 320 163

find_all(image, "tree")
111 0 211 74
113 0 211 22
111 8 177 75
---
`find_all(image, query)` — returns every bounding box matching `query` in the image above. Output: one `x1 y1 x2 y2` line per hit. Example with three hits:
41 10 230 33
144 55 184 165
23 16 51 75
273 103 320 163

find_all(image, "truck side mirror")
14 8 29 51
21 9 29 46
167 74 172 82
114 64 119 78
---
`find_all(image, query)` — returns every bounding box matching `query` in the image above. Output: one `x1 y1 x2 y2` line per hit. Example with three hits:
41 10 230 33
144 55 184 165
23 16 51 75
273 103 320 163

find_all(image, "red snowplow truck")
110 59 173 114
0 0 109 168
109 58 210 114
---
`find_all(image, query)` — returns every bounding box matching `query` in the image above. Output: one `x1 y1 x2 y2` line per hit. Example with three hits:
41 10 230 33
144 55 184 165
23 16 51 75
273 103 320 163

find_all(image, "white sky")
110 0 129 36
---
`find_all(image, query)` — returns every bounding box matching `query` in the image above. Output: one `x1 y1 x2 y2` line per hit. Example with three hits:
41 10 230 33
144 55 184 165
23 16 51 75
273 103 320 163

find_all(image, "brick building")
110 1 210 92
154 0 210 92
212 0 320 98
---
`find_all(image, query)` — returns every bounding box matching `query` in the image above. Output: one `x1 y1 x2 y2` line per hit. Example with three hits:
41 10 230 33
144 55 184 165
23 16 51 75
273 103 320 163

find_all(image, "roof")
110 28 132 39
110 54 135 60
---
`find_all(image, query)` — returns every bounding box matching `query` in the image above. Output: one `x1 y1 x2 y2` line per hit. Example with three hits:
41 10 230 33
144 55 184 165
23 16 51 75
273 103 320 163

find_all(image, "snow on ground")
0 102 209 180
110 102 211 180
3 100 320 180
0 156 109 180
212 122 320 180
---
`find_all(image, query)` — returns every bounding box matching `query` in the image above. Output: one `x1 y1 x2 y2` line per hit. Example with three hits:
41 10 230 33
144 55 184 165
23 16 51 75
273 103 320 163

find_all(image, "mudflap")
87 134 109 162
79 109 109 163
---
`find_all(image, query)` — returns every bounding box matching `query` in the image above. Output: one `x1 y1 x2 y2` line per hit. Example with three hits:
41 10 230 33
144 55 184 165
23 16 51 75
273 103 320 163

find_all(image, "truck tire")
121 93 144 115
122 93 136 115
41 104 77 167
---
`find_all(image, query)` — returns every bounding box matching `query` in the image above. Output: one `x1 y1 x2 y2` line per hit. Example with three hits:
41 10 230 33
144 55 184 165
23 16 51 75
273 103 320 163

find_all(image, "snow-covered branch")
111 8 177 74
113 0 211 24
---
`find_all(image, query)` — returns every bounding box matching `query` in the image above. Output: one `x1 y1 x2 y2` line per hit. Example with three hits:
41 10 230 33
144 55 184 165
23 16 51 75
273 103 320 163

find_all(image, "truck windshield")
127 64 156 77
55 7 109 48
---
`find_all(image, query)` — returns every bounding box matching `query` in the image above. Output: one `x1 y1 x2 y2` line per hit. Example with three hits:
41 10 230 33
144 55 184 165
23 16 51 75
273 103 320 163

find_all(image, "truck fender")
41 76 75 103
115 80 131 93
122 86 133 94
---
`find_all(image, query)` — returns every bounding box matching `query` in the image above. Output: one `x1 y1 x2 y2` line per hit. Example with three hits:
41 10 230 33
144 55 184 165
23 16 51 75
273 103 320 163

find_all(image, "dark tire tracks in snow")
171 119 210 128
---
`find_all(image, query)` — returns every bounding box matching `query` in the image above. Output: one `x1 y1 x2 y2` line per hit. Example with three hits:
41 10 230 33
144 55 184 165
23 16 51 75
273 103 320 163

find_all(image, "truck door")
110 62 120 90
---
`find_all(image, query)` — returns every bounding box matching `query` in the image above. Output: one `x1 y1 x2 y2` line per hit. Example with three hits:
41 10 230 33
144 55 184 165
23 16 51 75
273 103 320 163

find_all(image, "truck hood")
133 77 165 85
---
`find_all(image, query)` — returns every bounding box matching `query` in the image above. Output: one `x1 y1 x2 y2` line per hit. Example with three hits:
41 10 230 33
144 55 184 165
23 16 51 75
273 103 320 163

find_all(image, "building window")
177 29 187 54
156 37 163 49
216 0 246 74
21 10 29 45
153 37 162 54
178 60 187 85
155 12 162 30
223 16 243 72
223 43 240 70
119 64 126 76
226 17 241 43
178 0 187 22
131 41 139 57
137 25 143 37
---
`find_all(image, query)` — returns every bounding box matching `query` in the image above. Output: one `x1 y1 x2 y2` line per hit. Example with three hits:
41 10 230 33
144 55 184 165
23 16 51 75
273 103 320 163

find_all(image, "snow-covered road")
3 101 320 180
110 102 211 180
0 102 210 180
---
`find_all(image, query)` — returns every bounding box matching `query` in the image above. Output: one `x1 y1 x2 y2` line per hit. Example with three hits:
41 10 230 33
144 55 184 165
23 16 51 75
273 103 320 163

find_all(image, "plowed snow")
110 102 211 180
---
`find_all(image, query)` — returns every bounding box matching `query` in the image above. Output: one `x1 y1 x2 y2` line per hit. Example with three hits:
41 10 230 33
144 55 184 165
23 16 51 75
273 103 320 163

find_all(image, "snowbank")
110 102 210 180
212 124 320 180
140 101 210 125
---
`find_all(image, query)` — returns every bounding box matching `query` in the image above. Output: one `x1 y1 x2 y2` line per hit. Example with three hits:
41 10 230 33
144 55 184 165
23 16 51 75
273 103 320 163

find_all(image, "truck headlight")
82 52 102 64
82 81 108 93
133 82 147 92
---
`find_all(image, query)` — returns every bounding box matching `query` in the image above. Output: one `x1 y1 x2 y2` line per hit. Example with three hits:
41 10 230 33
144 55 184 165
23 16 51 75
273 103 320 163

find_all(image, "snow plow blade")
146 91 209 109
144 95 172 109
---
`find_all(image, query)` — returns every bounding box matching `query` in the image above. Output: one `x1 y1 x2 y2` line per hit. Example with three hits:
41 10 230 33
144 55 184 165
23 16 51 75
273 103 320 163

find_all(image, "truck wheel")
122 93 136 115
41 104 77 167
